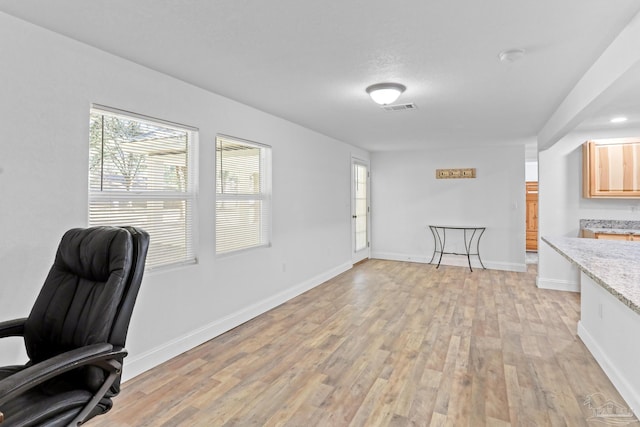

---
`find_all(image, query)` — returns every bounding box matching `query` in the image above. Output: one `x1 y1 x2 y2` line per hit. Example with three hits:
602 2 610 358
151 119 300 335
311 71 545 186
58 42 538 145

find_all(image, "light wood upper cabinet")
583 139 640 198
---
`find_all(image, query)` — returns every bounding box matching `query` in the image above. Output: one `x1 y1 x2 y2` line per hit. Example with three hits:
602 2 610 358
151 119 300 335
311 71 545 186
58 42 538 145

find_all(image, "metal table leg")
463 228 478 272
429 225 486 272
475 228 486 269
428 226 438 264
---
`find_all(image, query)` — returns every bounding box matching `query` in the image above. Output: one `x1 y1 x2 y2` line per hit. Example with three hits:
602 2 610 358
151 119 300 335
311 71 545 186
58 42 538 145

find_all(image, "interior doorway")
352 159 370 264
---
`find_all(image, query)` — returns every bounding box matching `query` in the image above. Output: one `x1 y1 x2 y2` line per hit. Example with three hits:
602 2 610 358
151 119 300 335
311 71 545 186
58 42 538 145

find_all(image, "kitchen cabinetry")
581 229 640 241
583 139 640 198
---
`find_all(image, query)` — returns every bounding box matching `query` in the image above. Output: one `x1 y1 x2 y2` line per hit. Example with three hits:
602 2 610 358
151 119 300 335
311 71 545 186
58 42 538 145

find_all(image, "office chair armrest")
0 343 125 406
0 319 27 338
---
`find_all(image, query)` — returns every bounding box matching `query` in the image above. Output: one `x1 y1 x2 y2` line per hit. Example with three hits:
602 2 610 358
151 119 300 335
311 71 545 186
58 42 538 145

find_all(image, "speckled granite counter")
542 236 640 314
580 219 640 235
542 235 640 414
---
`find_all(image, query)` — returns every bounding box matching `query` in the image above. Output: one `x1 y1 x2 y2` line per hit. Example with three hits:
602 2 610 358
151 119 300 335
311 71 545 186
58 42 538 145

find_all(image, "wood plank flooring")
89 260 633 426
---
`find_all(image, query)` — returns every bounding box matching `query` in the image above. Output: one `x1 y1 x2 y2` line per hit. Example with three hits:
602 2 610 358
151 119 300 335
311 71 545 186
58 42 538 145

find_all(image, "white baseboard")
578 321 640 417
536 276 579 292
123 261 353 382
371 251 526 272
370 251 430 264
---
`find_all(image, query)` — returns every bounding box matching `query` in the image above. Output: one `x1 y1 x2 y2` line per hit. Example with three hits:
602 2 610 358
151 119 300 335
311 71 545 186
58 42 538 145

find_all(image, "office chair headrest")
55 227 132 282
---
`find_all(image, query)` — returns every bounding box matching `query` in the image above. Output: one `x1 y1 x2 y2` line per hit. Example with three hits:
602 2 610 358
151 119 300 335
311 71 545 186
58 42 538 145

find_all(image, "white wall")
370 145 526 272
0 13 368 377
538 128 640 291
525 161 538 182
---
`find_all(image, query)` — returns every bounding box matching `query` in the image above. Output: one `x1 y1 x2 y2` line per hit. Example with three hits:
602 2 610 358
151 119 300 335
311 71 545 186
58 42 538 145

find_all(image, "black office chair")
0 226 149 426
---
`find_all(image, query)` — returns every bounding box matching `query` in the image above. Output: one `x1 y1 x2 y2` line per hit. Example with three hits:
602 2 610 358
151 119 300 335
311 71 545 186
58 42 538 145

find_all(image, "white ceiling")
1 0 639 152
573 60 640 134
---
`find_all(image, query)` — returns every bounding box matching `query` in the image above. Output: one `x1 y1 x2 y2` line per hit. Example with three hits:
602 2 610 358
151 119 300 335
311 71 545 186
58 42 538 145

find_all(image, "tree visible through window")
89 107 197 269
216 135 271 254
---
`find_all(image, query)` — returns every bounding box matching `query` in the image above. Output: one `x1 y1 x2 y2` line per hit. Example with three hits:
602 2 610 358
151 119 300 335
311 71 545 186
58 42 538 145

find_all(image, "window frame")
88 104 198 270
215 134 272 256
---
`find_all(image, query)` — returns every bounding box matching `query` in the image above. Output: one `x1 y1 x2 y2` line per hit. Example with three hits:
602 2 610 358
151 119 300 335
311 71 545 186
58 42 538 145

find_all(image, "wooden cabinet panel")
596 233 632 241
582 229 640 241
526 182 538 251
583 140 640 198
581 229 595 238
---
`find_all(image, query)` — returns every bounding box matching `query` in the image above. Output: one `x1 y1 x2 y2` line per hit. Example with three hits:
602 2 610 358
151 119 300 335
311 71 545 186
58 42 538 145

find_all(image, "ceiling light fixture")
610 116 628 123
366 83 406 105
498 49 525 63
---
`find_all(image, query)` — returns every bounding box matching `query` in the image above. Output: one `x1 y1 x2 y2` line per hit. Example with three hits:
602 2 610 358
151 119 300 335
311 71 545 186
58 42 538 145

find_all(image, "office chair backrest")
23 227 134 391
108 226 149 395
109 226 149 349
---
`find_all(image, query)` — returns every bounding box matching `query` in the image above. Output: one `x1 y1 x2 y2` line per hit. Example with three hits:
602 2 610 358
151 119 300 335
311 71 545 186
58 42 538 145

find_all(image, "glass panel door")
352 160 369 263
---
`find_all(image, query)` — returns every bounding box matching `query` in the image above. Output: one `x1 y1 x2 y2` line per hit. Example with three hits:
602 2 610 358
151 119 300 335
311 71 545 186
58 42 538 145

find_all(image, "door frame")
351 157 370 264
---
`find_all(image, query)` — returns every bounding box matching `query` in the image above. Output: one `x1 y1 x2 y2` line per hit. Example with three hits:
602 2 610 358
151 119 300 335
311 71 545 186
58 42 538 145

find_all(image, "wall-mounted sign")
436 168 476 179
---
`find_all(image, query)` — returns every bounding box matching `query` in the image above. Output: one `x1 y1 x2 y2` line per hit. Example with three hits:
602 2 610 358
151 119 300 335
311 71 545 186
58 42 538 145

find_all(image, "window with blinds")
89 106 197 269
216 135 271 254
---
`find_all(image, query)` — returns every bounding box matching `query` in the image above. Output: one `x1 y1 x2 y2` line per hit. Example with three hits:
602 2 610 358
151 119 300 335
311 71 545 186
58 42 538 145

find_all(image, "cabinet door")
583 140 640 198
595 233 630 241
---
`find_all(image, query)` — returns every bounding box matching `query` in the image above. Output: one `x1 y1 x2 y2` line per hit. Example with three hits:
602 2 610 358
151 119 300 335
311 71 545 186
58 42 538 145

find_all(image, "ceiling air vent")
381 103 417 112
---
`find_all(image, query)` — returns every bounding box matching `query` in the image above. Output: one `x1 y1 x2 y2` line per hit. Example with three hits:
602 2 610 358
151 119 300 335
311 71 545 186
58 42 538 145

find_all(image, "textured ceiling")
1 0 639 152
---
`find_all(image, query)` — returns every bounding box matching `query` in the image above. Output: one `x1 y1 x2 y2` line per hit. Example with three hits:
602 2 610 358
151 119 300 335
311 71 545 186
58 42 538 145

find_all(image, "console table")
429 225 486 272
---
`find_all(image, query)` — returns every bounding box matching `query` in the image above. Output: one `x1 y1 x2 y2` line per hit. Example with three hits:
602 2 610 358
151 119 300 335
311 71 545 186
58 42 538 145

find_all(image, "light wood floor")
90 260 632 426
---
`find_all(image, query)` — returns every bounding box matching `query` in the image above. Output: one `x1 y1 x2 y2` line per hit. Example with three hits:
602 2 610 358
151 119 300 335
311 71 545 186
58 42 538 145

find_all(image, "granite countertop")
581 219 640 235
542 236 640 314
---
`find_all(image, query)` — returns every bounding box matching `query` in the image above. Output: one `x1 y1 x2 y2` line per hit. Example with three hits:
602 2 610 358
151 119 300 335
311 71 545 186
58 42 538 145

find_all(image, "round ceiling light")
366 83 406 105
498 49 525 63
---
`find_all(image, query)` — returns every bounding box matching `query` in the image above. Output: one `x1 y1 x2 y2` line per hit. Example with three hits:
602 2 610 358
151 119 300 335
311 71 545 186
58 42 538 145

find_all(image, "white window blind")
216 135 271 254
89 106 197 269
